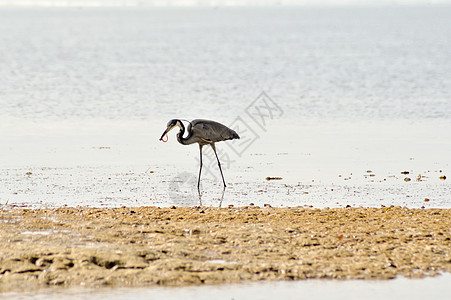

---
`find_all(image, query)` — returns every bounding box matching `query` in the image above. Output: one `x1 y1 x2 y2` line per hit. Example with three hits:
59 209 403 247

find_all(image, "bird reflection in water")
197 187 226 208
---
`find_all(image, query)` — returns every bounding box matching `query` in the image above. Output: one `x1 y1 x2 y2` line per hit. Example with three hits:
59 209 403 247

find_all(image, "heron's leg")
198 144 203 190
211 143 227 187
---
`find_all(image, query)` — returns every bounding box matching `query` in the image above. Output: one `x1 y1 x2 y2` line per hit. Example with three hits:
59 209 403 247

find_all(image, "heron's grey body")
160 119 239 189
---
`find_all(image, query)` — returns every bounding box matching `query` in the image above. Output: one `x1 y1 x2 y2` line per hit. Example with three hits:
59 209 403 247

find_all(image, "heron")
159 119 240 189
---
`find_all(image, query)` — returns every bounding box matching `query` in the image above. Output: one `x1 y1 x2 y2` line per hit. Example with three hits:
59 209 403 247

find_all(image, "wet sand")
1 206 450 292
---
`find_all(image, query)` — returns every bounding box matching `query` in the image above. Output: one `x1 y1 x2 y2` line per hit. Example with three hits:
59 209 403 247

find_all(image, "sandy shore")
0 206 450 292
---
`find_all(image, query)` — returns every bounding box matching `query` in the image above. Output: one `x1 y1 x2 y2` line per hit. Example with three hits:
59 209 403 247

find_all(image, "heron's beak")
159 128 169 141
159 125 173 141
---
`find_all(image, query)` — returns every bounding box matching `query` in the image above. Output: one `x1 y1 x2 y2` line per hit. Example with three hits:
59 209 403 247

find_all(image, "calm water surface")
0 6 450 121
2 273 451 300
0 6 450 208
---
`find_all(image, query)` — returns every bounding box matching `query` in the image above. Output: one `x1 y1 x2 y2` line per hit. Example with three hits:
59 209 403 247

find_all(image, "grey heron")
160 119 240 189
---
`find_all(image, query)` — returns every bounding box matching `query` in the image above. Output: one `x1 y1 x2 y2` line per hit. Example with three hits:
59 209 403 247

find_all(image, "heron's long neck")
176 121 191 145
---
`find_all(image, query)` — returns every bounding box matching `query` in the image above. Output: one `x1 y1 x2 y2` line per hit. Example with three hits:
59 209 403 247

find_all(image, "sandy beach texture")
0 206 450 292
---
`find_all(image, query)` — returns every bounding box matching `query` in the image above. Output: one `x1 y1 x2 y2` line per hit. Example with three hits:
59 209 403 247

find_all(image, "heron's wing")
191 119 239 143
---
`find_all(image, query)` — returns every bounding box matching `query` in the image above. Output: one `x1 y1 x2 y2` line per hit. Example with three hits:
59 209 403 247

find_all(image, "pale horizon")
1 0 450 7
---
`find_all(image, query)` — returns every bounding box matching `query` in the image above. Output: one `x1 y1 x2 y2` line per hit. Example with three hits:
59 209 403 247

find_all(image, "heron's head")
160 119 183 141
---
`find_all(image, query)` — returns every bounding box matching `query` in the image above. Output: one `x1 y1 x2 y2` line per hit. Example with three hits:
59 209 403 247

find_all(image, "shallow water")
3 273 451 300
0 117 451 208
1 117 449 208
0 5 450 209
